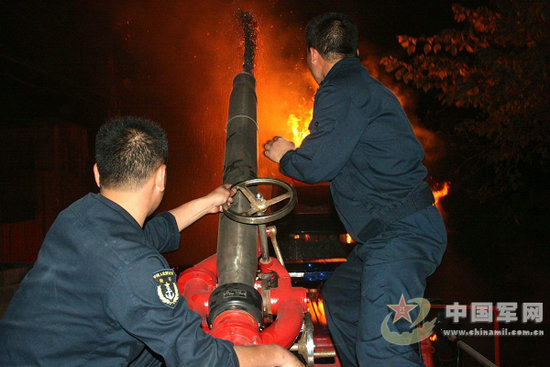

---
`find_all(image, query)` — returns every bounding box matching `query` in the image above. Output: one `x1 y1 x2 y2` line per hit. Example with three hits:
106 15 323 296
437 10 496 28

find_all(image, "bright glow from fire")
307 297 328 326
339 233 356 245
433 182 450 205
286 258 348 264
287 108 312 147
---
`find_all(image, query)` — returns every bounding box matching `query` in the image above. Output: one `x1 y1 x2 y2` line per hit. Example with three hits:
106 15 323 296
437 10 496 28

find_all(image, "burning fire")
433 181 450 206
286 108 312 147
307 295 328 326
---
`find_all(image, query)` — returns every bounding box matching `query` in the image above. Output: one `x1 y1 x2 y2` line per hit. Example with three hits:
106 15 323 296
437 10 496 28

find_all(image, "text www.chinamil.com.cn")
441 328 544 337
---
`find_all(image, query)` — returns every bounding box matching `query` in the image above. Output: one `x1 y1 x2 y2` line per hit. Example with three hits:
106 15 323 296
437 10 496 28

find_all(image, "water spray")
236 9 258 73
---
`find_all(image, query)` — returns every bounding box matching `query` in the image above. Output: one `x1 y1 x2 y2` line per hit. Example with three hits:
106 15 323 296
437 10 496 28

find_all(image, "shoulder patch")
152 269 180 308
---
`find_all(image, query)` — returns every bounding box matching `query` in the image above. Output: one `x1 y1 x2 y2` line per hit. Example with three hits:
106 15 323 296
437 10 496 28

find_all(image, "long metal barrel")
217 71 258 286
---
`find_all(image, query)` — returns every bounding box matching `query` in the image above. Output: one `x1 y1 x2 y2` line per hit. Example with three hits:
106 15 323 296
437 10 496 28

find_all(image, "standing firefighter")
0 117 303 367
264 13 447 366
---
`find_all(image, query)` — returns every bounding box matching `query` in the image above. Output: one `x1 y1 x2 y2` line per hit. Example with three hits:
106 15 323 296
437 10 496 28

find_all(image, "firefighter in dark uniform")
0 117 303 367
265 13 447 366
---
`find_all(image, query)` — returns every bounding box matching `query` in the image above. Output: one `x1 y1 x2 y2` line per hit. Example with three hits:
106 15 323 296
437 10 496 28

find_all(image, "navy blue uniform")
280 57 447 366
0 193 238 367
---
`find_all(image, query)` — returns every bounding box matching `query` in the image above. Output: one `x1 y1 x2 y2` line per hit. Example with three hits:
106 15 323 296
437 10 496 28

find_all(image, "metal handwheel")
223 178 297 225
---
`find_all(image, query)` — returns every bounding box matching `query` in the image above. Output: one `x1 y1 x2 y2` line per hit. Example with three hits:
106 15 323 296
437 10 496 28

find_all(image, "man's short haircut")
95 116 168 189
306 13 358 61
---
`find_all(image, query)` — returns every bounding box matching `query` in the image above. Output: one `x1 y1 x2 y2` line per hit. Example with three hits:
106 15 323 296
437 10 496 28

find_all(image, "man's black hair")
305 13 358 61
95 116 168 189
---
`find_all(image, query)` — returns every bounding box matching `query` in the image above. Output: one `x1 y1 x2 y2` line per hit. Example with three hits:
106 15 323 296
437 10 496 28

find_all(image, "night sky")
1 1 548 365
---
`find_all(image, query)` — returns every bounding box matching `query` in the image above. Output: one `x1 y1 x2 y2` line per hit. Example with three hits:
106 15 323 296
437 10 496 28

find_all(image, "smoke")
236 10 258 73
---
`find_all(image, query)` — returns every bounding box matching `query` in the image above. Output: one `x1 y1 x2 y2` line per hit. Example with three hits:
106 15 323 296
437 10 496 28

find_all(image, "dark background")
1 1 548 365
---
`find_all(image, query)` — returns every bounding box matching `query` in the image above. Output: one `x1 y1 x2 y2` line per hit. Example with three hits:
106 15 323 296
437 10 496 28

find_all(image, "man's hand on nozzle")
206 184 236 213
264 136 295 163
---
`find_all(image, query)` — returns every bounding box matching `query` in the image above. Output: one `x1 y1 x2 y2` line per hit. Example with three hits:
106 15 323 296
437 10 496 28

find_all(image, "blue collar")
320 57 362 86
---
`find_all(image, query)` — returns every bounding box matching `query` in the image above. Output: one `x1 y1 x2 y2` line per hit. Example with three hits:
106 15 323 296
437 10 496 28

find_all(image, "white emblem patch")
152 269 179 308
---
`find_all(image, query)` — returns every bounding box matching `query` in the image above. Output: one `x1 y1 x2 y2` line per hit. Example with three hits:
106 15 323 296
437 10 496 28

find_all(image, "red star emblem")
388 294 417 323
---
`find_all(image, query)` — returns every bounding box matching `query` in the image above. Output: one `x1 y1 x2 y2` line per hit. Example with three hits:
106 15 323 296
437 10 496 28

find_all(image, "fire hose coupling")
207 282 263 328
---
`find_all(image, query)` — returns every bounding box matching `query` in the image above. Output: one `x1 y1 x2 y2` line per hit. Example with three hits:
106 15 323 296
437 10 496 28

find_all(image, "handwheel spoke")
237 186 257 203
246 206 261 216
246 201 268 216
224 178 296 225
265 192 291 207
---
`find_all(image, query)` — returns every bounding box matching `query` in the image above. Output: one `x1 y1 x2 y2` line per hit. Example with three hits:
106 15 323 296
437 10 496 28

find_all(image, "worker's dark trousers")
130 347 165 367
323 205 447 367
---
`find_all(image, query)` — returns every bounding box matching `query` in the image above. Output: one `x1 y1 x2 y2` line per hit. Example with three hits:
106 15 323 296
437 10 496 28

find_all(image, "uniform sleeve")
105 259 239 367
280 82 369 183
143 212 181 253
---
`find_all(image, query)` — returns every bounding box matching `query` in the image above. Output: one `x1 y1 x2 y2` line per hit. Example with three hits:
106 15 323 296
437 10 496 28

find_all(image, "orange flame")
339 233 356 245
433 181 450 205
286 108 312 147
307 297 328 326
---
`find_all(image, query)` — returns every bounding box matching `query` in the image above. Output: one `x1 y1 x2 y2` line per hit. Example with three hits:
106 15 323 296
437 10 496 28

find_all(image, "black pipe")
216 71 258 286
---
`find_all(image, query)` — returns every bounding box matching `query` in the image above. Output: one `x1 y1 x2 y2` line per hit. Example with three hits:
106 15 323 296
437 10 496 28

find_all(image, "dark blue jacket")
280 57 430 241
0 193 237 366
